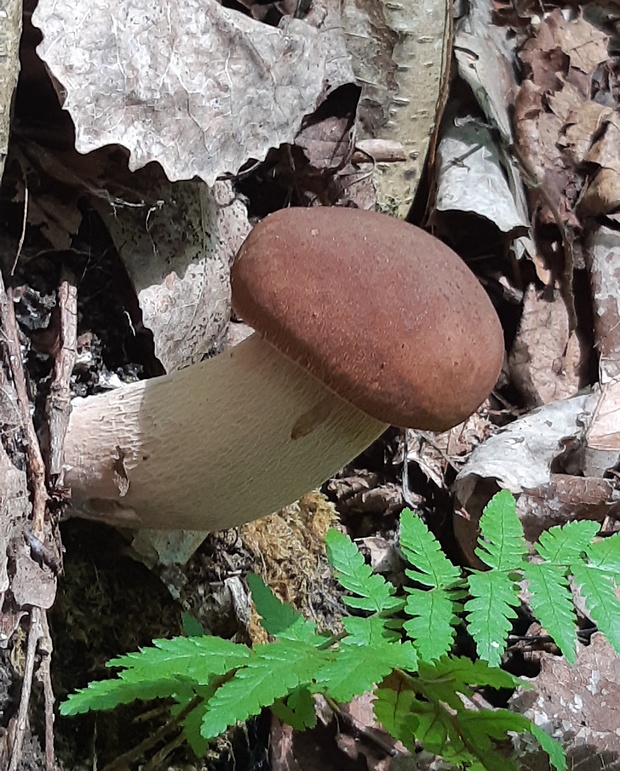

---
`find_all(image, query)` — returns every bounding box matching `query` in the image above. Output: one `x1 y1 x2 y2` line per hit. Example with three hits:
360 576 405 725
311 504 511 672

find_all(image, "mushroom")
63 207 503 530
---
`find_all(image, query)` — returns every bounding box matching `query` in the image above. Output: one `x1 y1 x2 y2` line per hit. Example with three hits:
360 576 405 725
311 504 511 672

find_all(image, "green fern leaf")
61 636 250 716
524 562 577 663
60 676 193 716
315 640 418 703
373 673 418 752
586 533 620 576
459 710 565 771
326 529 400 612
399 509 461 588
173 685 215 758
271 687 317 731
529 723 567 771
200 640 324 738
571 562 620 654
535 521 600 565
475 490 527 571
106 636 250 683
457 709 530 771
343 614 400 645
415 656 522 710
403 588 457 661
246 572 319 643
465 570 520 666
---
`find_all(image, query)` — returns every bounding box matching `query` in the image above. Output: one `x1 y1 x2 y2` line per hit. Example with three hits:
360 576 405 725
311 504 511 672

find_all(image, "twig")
7 608 43 771
10 178 28 276
100 697 200 771
35 611 56 771
0 270 48 538
46 266 78 480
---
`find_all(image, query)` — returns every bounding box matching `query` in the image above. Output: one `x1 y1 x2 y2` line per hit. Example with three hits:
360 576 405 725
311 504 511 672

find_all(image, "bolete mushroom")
63 207 503 530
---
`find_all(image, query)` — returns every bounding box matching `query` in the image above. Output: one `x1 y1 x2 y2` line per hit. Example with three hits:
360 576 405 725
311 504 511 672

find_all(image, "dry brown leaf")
511 634 620 765
509 284 587 406
587 377 620 451
32 0 334 185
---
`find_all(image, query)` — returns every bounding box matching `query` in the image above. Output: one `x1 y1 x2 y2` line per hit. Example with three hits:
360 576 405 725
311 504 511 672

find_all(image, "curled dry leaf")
453 393 593 560
92 173 250 371
32 0 331 185
435 118 529 236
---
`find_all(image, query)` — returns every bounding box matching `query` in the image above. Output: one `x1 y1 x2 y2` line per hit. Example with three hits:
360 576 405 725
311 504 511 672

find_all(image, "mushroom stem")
64 334 386 530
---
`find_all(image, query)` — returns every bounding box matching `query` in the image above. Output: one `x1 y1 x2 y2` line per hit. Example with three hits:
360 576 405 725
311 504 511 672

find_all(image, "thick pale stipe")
64 334 386 530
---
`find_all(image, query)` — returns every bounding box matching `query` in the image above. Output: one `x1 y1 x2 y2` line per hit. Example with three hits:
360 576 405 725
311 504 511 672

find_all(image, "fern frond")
60 676 193 716
399 509 461 588
535 521 600 565
523 562 577 662
475 489 527 571
465 570 520 666
343 614 400 645
60 636 250 716
271 687 317 731
586 533 620 577
325 529 401 612
106 636 250 683
246 572 320 644
373 673 418 753
415 656 523 709
314 639 418 703
571 562 620 654
200 640 326 739
403 588 457 661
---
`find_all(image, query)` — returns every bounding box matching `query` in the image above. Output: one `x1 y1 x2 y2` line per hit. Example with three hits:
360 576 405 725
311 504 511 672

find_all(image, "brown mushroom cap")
231 207 503 431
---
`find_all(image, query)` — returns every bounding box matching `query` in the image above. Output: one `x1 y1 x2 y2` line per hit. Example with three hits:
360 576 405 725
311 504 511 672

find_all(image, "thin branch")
0 270 48 538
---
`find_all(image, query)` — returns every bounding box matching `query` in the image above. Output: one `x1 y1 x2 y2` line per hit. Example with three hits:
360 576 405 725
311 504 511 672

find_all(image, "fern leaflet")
246 572 321 644
571 562 620 654
272 687 317 731
326 529 401 612
475 489 527 570
200 640 326 739
403 588 457 661
586 533 620 576
523 562 577 662
60 636 250 716
465 570 520 666
399 508 461 588
535 521 600 565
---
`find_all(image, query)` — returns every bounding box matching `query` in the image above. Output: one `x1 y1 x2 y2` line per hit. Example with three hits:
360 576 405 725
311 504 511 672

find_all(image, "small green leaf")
182 613 206 638
571 562 620 654
326 529 399 613
399 509 461 589
271 687 317 730
529 723 567 771
465 570 520 666
586 533 620 577
415 656 523 709
373 673 419 753
247 572 319 643
535 521 600 565
524 562 577 663
403 588 457 661
475 491 527 571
